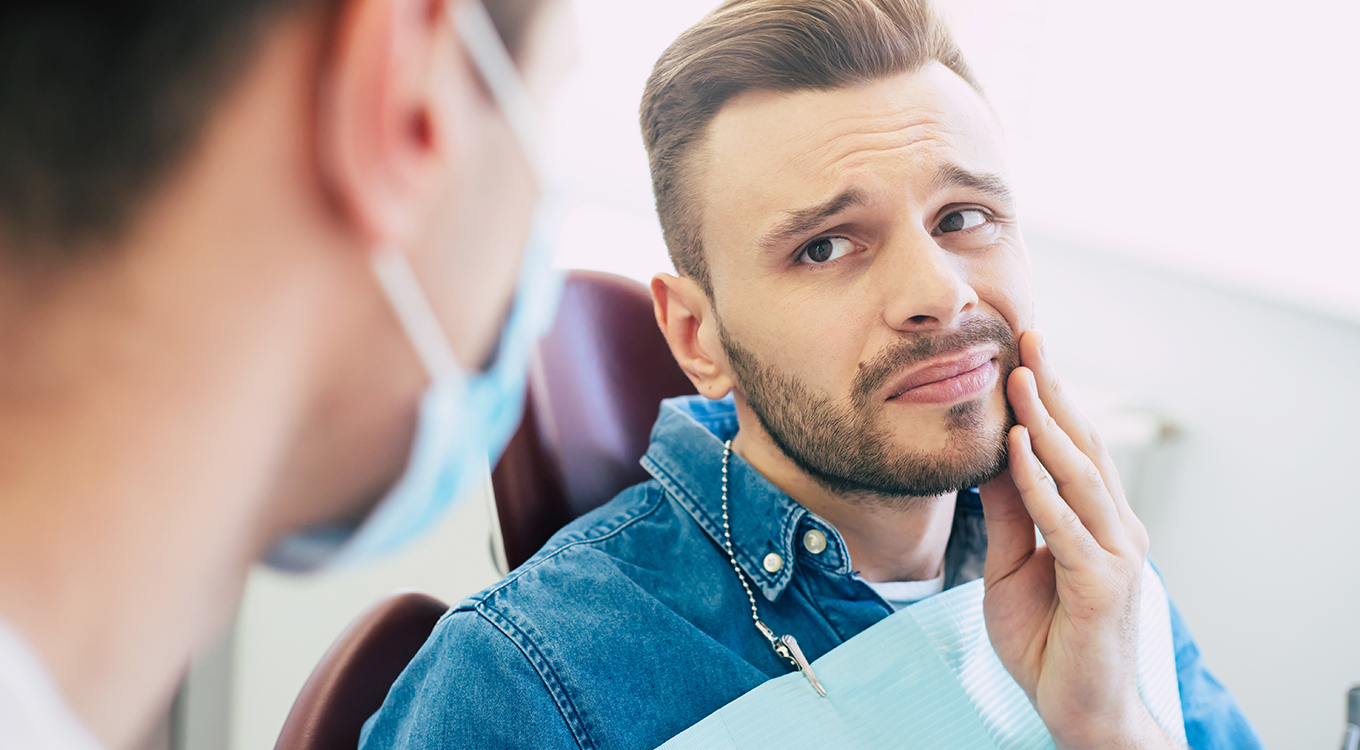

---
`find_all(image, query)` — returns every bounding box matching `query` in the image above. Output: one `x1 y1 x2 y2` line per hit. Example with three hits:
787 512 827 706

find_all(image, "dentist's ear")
318 0 458 247
652 273 736 400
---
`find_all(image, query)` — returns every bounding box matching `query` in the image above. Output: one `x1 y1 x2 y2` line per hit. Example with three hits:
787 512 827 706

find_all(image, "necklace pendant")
777 633 827 697
756 619 827 697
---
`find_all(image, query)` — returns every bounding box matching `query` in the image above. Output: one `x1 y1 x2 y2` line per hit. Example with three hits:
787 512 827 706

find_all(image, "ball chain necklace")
721 439 827 697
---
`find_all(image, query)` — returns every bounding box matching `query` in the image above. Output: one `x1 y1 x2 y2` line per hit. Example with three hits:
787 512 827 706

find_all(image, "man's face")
699 63 1031 501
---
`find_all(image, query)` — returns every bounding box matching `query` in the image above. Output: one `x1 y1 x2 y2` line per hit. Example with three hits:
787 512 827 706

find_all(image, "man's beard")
719 317 1019 506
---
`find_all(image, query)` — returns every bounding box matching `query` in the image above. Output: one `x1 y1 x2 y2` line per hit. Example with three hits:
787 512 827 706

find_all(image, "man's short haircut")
0 0 542 262
639 0 981 297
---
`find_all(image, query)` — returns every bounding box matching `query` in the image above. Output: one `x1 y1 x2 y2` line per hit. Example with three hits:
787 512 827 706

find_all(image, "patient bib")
660 562 1185 750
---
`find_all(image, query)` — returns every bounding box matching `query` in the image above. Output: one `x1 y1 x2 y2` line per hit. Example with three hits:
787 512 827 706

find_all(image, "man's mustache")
851 317 1019 407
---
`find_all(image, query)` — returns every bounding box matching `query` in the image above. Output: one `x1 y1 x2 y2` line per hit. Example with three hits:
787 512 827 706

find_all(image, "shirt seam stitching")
473 606 595 750
467 490 672 749
474 484 666 601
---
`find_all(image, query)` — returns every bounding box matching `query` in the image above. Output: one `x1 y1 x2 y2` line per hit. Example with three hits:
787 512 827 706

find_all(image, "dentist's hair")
640 0 980 297
0 0 544 260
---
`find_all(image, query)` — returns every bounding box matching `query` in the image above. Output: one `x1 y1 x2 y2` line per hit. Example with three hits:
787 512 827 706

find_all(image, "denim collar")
641 395 855 603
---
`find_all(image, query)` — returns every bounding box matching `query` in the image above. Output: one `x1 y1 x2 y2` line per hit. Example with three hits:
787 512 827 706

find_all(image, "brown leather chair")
272 591 448 750
492 270 696 569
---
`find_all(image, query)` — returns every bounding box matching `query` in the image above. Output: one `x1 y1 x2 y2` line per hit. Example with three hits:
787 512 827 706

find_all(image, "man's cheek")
997 257 1034 331
965 244 1031 330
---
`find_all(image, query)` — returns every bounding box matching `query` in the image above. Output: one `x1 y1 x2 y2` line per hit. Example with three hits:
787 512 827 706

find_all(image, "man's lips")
883 346 1001 405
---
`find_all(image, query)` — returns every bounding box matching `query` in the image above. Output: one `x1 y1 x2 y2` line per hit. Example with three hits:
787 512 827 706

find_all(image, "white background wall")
1030 234 1360 749
229 1 1359 748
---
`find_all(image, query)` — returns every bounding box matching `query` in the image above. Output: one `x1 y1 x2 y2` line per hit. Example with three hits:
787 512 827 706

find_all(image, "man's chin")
860 411 1012 495
881 393 1008 445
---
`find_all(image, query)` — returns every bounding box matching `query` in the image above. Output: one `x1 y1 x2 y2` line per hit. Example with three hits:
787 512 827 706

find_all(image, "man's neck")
0 244 312 747
729 410 957 584
0 163 362 746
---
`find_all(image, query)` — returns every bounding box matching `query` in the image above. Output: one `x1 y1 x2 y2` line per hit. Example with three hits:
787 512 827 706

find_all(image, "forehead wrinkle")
789 113 952 180
817 136 953 184
792 134 981 210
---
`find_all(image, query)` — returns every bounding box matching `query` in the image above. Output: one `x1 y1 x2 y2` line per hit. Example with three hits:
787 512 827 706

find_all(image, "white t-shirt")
863 574 946 612
0 616 105 750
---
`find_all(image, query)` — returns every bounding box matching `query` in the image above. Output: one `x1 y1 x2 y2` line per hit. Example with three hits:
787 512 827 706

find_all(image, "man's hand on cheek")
977 331 1179 750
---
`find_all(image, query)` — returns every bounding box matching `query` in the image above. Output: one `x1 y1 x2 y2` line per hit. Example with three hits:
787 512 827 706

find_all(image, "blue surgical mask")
266 0 563 572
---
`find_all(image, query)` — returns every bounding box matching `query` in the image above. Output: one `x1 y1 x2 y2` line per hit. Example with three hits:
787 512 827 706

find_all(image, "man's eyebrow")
932 164 1014 203
758 188 867 253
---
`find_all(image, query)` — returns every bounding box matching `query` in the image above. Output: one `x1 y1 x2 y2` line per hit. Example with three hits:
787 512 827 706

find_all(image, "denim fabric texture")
360 395 1262 750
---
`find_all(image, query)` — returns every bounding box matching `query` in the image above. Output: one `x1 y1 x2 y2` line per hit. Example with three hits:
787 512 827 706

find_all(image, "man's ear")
652 273 735 401
317 0 453 246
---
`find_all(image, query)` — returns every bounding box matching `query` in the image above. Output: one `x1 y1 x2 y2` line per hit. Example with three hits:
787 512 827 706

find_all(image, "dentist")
0 0 569 747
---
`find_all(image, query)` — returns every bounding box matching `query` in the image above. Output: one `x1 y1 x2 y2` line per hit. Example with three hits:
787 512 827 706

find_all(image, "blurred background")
168 1 1360 749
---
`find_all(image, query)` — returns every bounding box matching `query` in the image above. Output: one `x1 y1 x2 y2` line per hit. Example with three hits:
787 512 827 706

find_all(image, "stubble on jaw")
719 316 1017 509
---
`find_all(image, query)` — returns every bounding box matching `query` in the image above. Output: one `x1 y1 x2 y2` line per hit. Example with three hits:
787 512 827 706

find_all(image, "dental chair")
271 591 448 750
491 269 696 569
273 270 694 749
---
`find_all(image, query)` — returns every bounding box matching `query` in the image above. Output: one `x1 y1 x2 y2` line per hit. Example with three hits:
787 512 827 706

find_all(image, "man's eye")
936 209 990 234
798 236 854 264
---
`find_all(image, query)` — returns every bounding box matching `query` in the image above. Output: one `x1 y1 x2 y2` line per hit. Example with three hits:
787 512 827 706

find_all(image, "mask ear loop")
370 0 555 385
452 0 545 184
370 247 463 383
370 0 546 386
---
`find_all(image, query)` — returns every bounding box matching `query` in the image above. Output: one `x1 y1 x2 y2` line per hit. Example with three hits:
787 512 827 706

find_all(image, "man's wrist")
1052 698 1180 750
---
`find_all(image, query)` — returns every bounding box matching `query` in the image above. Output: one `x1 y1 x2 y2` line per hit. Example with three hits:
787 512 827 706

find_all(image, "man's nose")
880 233 979 332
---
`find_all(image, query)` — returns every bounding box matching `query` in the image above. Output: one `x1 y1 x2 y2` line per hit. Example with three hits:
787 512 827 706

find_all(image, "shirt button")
803 529 827 554
763 552 784 573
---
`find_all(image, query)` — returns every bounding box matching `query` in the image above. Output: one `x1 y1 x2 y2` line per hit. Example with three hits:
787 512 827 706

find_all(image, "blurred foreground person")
361 1 1262 748
0 0 570 747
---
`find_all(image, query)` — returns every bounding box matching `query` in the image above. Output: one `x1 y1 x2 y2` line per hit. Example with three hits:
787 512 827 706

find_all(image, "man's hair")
0 0 542 261
639 0 980 296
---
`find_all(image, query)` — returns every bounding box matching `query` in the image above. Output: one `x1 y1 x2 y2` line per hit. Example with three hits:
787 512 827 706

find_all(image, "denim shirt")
361 396 1261 750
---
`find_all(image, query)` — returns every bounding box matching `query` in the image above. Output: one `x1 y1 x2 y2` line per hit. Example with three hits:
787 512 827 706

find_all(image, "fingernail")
1034 331 1046 362
1016 425 1031 451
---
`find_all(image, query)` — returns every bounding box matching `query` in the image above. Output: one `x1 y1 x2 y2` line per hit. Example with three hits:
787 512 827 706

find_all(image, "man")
361 0 1261 748
0 0 570 747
